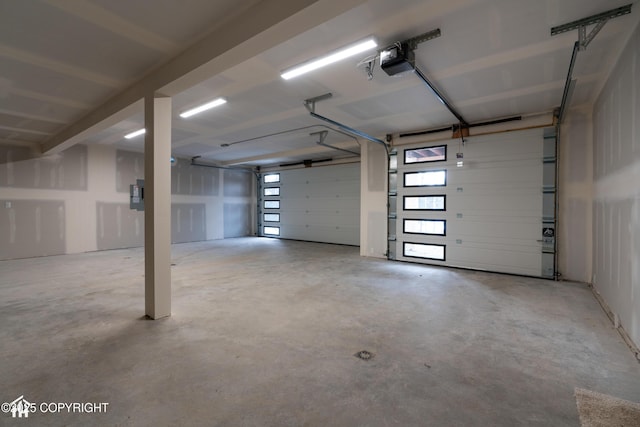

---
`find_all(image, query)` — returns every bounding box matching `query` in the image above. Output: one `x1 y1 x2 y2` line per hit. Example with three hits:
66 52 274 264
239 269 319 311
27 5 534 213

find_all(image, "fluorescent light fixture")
281 38 377 80
179 97 227 118
124 128 146 139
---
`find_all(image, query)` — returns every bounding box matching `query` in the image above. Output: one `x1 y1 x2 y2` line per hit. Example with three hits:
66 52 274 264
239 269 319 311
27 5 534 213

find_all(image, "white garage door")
258 163 360 246
389 127 556 278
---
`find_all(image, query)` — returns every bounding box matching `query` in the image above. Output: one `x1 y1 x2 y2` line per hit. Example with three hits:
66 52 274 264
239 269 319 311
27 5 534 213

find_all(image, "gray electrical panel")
130 179 144 211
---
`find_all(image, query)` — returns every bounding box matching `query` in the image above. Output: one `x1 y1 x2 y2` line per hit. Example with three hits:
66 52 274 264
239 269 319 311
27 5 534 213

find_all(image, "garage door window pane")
264 200 280 209
405 145 446 164
264 174 280 183
264 187 280 196
404 219 446 235
403 242 445 260
264 213 280 222
404 170 446 187
404 195 446 210
264 226 280 236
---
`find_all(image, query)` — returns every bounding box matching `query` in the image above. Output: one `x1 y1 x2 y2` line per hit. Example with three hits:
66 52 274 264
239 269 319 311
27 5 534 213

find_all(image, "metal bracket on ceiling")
304 93 333 113
312 130 328 145
551 4 632 50
578 20 608 50
311 130 360 156
405 28 441 51
552 4 632 123
304 92 388 155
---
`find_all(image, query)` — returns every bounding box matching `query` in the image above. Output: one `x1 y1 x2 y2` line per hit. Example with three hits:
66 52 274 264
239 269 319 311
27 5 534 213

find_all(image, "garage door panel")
393 127 556 278
448 195 542 212
285 214 360 228
283 186 359 199
280 167 359 180
400 234 540 252
451 220 539 240
447 166 541 186
280 197 359 211
281 224 359 245
261 163 360 246
280 207 360 218
401 145 539 164
446 244 541 271
444 183 542 194
463 136 540 155
448 238 541 252
447 257 541 277
402 184 541 198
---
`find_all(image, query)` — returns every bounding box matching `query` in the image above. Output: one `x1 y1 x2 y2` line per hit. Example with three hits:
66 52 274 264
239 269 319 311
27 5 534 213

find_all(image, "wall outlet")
4 201 11 209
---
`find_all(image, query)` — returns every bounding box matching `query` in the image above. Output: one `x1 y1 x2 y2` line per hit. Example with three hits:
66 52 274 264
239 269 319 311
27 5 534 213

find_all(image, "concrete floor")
1 237 639 426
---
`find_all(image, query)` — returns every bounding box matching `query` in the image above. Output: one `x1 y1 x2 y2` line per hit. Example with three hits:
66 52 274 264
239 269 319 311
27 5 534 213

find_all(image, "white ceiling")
0 0 638 167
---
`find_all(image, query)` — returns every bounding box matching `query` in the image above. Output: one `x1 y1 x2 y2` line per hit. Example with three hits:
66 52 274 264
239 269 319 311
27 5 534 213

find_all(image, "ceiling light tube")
281 38 377 80
124 128 146 139
180 97 227 118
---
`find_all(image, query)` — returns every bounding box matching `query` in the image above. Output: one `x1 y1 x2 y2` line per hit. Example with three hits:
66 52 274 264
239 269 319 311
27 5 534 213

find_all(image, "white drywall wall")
0 144 255 260
592 20 640 349
360 140 388 258
559 107 593 283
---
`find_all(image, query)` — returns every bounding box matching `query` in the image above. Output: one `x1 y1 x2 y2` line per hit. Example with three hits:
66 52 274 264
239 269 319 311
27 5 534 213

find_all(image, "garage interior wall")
0 144 255 260
360 140 388 258
591 20 640 348
558 107 593 284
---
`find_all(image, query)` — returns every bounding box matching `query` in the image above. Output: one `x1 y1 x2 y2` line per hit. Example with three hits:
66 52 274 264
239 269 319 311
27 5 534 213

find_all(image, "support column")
144 94 172 319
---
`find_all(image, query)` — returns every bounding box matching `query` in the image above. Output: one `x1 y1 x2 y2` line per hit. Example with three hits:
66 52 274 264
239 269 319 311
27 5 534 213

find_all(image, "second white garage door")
259 163 360 246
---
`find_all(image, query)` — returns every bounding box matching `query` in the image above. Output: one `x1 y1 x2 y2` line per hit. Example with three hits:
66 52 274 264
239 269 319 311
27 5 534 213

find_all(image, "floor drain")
355 350 373 361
